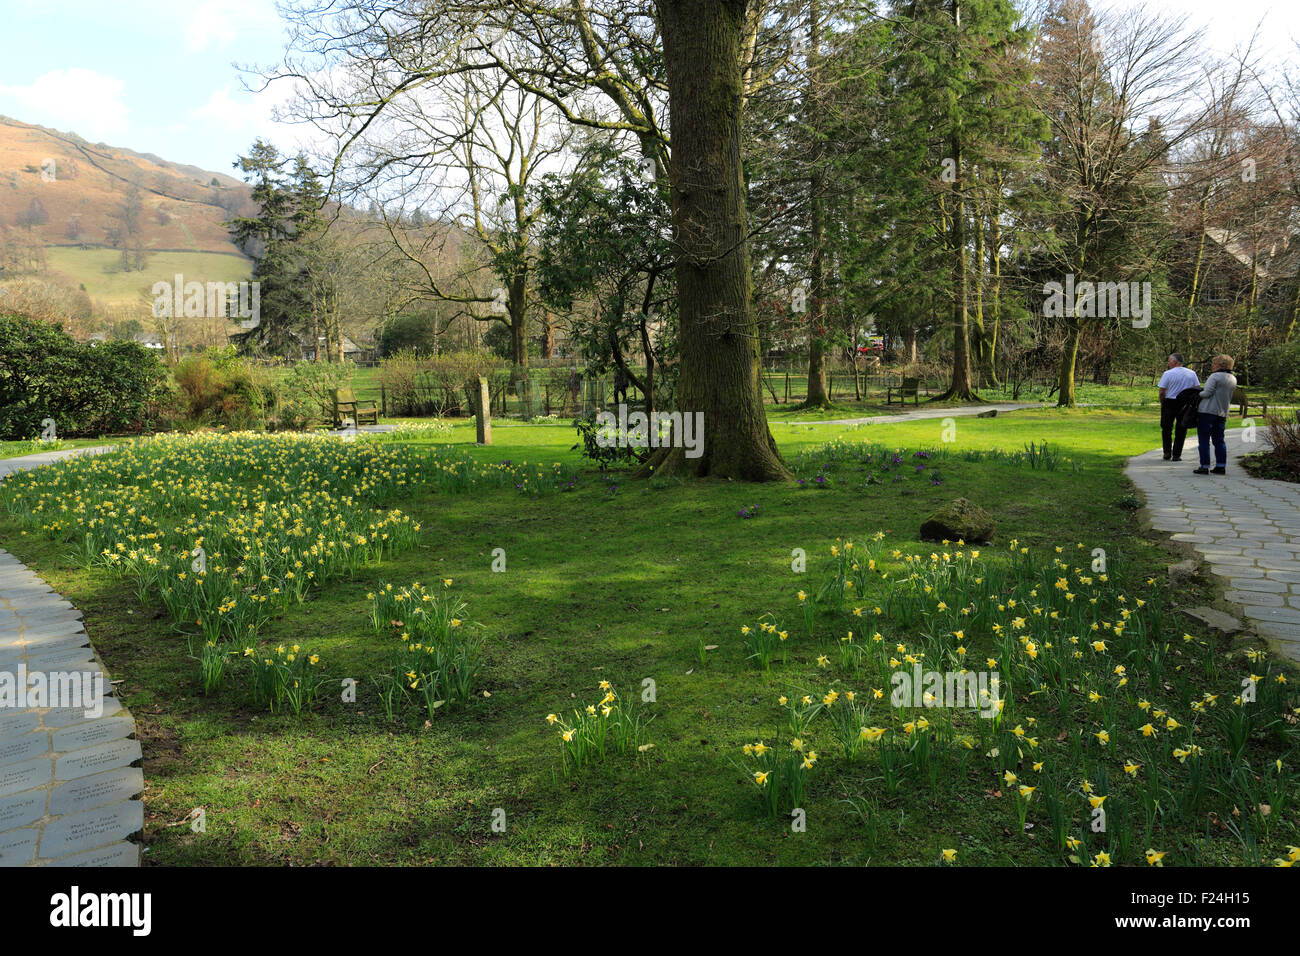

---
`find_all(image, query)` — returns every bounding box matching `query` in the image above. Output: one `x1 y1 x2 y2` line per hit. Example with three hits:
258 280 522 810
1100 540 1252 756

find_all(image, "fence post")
468 376 492 445
380 384 387 418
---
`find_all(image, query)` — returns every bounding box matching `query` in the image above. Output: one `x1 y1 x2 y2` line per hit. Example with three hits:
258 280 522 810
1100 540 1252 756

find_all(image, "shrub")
1254 339 1300 392
572 410 648 470
378 348 506 417
0 313 170 439
277 360 354 430
172 351 271 430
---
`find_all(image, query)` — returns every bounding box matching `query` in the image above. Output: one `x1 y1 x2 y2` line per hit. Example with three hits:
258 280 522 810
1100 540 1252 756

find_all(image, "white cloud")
0 68 129 141
192 83 266 131
185 0 280 53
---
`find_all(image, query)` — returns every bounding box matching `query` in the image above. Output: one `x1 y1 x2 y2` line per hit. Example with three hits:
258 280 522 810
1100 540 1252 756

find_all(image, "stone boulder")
920 498 995 543
1167 559 1200 588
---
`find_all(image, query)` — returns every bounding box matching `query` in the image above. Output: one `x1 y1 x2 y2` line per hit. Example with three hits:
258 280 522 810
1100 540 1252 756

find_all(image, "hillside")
0 114 254 306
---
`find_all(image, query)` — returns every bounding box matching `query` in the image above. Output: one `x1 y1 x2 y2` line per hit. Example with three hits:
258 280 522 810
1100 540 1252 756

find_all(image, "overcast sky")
1 0 1296 179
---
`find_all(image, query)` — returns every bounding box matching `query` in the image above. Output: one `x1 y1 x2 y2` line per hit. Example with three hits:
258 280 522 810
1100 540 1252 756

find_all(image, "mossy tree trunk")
638 0 790 480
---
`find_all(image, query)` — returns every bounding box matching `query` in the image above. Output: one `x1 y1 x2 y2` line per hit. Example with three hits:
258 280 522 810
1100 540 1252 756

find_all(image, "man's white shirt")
1158 366 1200 399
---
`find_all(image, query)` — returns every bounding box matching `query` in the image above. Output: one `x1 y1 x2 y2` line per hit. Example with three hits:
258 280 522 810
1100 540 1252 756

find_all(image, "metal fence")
377 371 618 420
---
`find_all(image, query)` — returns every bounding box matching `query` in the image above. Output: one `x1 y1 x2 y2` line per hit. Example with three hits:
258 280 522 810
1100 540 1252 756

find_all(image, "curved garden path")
1126 430 1300 664
0 446 142 867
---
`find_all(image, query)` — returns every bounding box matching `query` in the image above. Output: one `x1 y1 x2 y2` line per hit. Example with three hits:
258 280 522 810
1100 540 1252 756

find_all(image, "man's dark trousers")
1161 396 1191 459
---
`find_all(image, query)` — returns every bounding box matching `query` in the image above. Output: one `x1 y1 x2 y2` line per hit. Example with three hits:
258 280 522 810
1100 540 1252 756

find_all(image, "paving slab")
0 446 141 868
1127 432 1300 663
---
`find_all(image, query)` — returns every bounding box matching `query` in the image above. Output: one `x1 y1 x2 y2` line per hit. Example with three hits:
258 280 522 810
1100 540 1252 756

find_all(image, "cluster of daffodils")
739 736 816 817
245 642 323 714
731 530 1300 865
546 681 649 777
369 580 483 720
0 434 423 666
416 446 580 497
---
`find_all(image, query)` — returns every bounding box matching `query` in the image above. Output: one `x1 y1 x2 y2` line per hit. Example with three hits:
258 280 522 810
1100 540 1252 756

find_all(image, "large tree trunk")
970 184 992 387
1057 317 1081 407
540 313 554 359
802 0 830 409
508 273 528 371
987 186 1003 385
639 0 789 481
941 131 977 400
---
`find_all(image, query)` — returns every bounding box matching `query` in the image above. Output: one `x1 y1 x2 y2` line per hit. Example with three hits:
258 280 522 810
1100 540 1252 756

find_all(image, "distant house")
295 332 374 364
1195 227 1299 318
85 331 164 350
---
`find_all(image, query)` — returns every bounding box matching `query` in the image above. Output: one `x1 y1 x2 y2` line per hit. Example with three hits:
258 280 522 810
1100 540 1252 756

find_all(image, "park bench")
1231 387 1268 420
887 376 921 407
331 387 379 428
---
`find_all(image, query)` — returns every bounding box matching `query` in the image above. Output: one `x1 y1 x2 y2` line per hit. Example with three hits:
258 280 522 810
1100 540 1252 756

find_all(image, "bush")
0 313 170 439
1254 339 1300 392
572 410 648 470
377 311 440 356
378 349 506 417
277 361 354 430
172 351 272 431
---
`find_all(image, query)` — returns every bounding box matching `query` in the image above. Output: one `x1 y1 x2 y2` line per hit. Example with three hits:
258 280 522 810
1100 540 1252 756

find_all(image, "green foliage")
533 141 676 382
278 360 354 429
171 350 273 430
377 311 438 357
572 410 648 470
227 140 328 358
1254 339 1300 391
0 313 170 439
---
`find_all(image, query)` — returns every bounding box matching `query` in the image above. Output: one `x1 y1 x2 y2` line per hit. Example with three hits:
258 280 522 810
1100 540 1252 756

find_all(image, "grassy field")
0 407 1295 867
0 437 110 460
44 247 251 308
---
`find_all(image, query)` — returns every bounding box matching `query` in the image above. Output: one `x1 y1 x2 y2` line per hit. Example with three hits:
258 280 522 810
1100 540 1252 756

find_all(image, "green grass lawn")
44 248 251 308
0 437 112 460
0 407 1295 867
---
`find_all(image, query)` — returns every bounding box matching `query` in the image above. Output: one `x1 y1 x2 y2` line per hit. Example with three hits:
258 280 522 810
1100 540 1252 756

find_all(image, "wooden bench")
1231 387 1268 420
886 376 920 406
332 387 379 427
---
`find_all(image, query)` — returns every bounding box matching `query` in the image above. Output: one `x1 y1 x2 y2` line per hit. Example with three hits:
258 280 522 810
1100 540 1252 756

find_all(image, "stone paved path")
1126 430 1300 663
0 445 115 481
0 446 142 867
785 401 1048 427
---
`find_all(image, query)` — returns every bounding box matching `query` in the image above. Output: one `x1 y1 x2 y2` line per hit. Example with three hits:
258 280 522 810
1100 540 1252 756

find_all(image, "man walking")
1157 353 1199 461
1194 354 1238 476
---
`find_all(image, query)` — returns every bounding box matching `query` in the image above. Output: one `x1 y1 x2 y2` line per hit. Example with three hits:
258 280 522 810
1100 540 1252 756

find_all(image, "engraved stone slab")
0 757 52 797
49 767 143 817
54 738 140 781
37 800 142 860
44 841 139 867
24 648 99 671
52 717 133 754
0 788 46 833
43 697 122 728
13 634 89 656
0 733 50 767
0 710 40 741
0 825 39 865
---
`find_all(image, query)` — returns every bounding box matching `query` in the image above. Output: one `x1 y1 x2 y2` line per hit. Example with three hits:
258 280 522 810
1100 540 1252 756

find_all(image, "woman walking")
1193 355 1238 476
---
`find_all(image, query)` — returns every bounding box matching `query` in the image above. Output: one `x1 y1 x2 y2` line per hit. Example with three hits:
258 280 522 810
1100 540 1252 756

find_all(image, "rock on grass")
920 497 995 544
